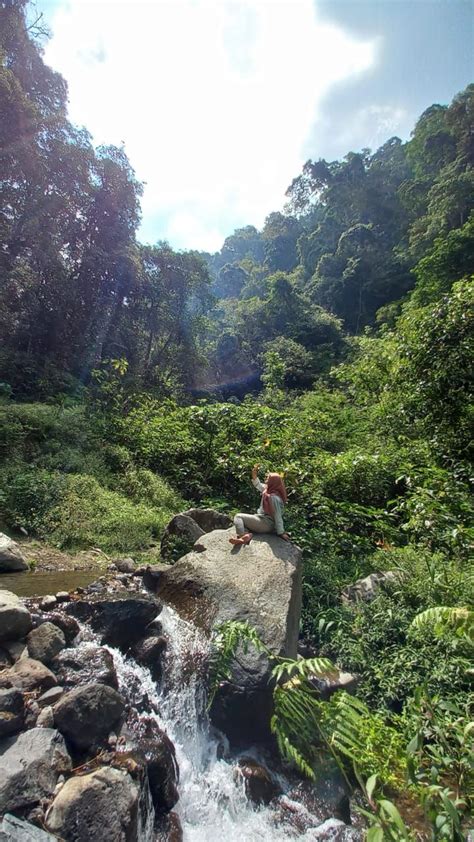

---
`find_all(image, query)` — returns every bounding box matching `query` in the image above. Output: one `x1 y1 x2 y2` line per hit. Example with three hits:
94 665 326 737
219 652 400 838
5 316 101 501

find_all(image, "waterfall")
92 603 360 841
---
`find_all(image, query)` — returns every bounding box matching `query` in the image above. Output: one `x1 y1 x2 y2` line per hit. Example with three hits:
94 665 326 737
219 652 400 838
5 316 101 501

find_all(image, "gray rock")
309 671 358 700
27 622 66 664
131 635 167 681
46 767 145 842
36 705 54 728
119 715 179 816
6 658 57 692
0 814 56 841
40 612 79 644
114 557 136 573
52 644 118 689
55 591 70 603
65 592 161 650
156 528 302 745
53 682 125 749
0 534 28 573
37 686 64 707
0 590 32 642
182 508 233 532
236 757 281 805
341 571 398 604
39 595 57 611
2 640 26 663
0 688 24 737
160 514 205 561
0 727 71 814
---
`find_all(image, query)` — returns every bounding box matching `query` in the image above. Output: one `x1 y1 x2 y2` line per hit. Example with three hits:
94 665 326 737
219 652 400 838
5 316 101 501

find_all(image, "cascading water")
97 603 360 841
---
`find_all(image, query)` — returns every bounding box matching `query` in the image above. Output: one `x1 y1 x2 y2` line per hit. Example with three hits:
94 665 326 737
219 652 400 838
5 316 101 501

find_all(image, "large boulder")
155 528 302 745
26 622 66 664
53 682 125 749
0 591 32 642
5 658 57 692
0 728 71 814
0 688 24 738
0 535 27 573
65 592 161 650
52 643 118 689
46 766 149 842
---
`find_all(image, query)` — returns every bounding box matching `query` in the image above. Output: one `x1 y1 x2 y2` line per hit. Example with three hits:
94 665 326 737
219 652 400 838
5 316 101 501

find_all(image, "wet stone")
52 644 118 689
26 623 66 664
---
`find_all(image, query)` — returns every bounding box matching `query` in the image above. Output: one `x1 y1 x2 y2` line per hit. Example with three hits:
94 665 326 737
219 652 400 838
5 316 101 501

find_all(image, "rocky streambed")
0 518 364 841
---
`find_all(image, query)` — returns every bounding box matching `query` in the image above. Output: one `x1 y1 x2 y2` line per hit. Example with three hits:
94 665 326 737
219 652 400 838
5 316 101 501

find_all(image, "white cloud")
42 0 376 251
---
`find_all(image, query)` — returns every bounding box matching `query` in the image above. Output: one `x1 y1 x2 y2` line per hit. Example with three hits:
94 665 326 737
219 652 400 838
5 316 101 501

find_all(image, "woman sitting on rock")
229 464 290 545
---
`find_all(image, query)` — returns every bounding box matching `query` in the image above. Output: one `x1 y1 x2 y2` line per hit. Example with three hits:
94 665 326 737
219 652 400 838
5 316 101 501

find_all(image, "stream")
104 605 359 840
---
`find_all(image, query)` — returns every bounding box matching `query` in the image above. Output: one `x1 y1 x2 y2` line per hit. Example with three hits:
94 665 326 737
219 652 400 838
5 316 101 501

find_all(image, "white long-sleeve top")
252 477 286 535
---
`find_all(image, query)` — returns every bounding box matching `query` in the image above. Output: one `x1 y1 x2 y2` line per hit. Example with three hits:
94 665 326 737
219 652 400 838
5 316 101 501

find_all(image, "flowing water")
93 604 360 841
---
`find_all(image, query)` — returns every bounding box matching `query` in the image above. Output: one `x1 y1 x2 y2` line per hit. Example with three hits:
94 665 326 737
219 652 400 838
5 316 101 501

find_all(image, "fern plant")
207 620 268 707
409 606 474 645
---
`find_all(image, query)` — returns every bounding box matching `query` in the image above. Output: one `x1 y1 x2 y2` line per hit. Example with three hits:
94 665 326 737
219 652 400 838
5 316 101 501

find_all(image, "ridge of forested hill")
199 89 473 391
1 4 473 837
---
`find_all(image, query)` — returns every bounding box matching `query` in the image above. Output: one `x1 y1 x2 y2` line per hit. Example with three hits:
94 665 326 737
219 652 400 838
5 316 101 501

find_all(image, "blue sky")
35 0 473 252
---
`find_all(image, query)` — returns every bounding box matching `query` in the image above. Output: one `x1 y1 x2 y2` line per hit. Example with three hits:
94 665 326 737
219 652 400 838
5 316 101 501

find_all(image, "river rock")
26 622 66 664
182 508 233 532
131 635 167 681
0 590 32 641
310 818 363 840
155 528 302 745
114 557 136 573
36 705 54 728
0 534 28 573
65 592 161 649
6 658 57 692
53 682 125 749
0 688 24 737
0 727 71 814
37 686 64 707
236 756 281 805
155 811 183 842
0 814 57 841
39 596 57 611
341 571 398 604
2 640 25 663
160 514 205 560
309 671 358 700
40 612 80 644
119 715 179 815
52 644 118 689
46 767 143 841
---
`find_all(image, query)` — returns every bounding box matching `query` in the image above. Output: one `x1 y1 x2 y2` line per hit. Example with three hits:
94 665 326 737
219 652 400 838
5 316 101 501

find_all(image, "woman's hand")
281 532 291 542
251 463 260 479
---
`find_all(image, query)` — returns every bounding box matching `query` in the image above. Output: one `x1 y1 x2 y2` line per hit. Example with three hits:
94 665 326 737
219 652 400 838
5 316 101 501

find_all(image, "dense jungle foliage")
0 2 472 838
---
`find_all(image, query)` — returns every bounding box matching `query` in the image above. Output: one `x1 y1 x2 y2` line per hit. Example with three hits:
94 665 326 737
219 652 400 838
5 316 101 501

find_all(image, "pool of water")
0 569 99 597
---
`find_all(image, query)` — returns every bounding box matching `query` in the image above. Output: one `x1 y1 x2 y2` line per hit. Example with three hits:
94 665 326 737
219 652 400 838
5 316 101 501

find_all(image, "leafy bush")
44 474 173 552
0 465 67 535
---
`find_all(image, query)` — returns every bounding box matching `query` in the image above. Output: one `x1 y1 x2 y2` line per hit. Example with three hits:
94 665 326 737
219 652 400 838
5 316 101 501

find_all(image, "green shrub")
0 466 66 534
44 474 173 552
